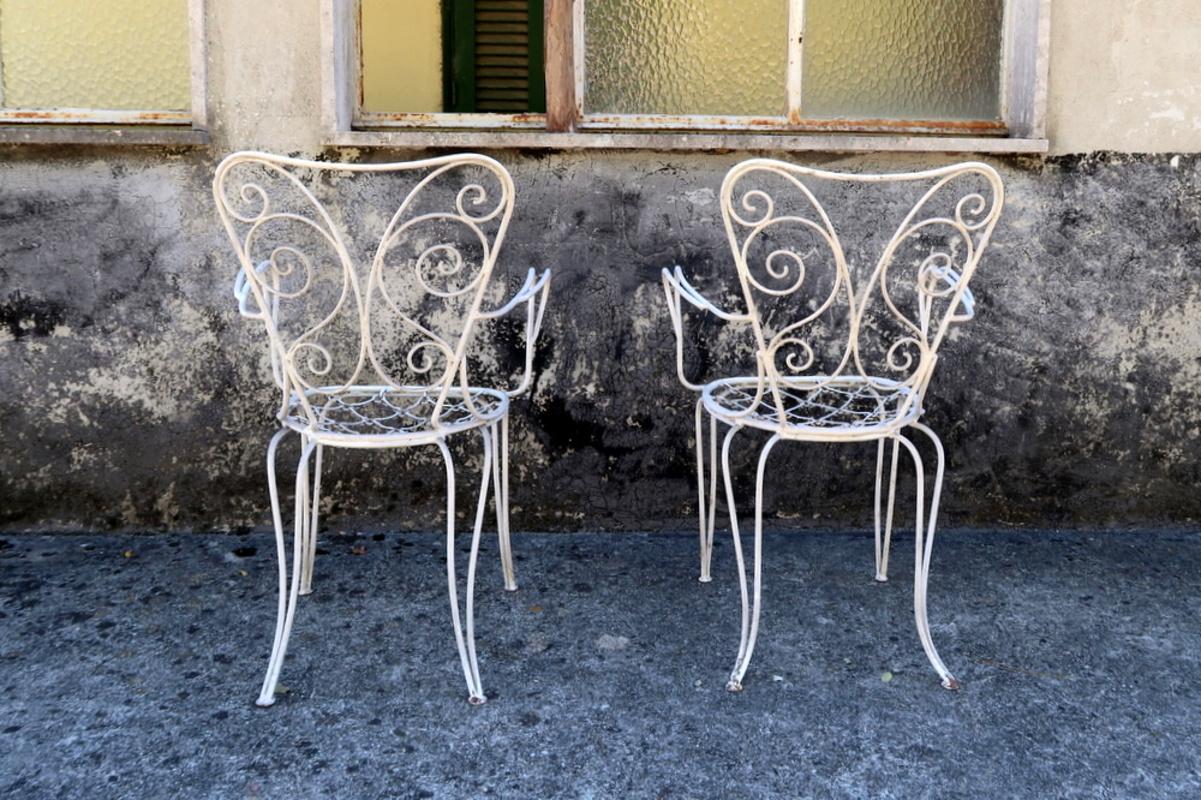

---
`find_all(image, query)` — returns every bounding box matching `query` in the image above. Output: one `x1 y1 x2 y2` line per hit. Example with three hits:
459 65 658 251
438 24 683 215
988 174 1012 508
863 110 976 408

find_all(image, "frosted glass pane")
802 0 1002 121
0 0 190 110
585 0 788 116
361 0 443 113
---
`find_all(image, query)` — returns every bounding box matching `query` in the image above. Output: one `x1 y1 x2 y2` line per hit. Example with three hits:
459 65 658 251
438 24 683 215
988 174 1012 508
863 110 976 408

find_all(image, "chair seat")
284 385 508 445
702 376 920 441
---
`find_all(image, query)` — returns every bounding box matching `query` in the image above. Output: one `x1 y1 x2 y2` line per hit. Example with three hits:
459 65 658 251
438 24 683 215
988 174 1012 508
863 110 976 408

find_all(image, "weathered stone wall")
1 0 1200 532
2 149 1199 532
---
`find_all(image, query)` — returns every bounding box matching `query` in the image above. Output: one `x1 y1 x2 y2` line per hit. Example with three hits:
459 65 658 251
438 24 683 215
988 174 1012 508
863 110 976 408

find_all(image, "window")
0 0 205 130
332 0 1048 148
582 0 1004 134
361 0 545 123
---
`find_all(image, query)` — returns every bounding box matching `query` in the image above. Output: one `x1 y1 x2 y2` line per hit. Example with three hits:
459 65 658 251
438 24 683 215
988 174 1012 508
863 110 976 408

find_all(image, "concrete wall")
1048 0 1201 154
1 0 1200 534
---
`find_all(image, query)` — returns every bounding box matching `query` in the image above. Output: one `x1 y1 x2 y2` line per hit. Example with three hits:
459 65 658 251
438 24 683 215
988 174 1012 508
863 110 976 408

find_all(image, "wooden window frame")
0 0 207 132
327 0 1049 152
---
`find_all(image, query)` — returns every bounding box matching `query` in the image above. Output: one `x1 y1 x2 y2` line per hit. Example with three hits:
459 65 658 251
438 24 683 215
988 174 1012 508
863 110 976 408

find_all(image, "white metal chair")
663 159 1003 691
213 151 550 705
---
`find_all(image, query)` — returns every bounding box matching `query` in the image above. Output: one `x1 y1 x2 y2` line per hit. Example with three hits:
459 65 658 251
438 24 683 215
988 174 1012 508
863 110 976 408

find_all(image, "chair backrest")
213 151 516 429
718 158 1004 426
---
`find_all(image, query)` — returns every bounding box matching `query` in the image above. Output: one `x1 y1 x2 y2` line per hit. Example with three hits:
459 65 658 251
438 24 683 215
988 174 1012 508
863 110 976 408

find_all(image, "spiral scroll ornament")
214 151 517 431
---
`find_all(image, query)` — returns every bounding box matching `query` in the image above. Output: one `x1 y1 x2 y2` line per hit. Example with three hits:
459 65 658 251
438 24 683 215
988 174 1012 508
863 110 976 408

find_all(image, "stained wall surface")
1 0 1199 533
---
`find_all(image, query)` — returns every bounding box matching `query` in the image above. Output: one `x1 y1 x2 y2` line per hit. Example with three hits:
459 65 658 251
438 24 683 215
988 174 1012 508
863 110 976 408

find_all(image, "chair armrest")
927 265 975 323
476 268 552 398
233 261 273 320
661 266 751 323
661 266 751 392
478 268 552 320
951 282 975 323
233 260 286 388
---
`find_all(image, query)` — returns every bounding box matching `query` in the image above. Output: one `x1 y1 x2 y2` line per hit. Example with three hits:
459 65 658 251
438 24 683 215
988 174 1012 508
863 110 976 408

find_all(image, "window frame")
0 0 207 134
327 0 1050 152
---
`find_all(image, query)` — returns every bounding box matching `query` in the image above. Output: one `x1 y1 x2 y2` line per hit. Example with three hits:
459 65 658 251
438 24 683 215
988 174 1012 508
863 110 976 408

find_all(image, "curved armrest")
478 268 552 320
661 266 751 322
929 265 975 323
233 261 273 320
476 267 552 397
661 266 751 392
951 283 975 323
233 260 285 388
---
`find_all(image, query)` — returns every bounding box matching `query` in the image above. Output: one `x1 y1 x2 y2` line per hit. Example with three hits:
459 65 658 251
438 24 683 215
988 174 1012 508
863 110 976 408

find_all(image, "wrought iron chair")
662 159 1003 691
213 151 550 705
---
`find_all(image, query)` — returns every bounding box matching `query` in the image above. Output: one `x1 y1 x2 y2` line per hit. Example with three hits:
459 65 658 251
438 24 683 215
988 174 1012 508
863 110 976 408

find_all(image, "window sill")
331 129 1048 155
0 126 210 147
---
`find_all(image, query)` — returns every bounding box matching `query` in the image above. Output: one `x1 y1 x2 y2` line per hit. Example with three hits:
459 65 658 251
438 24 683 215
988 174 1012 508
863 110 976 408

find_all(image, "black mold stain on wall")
0 293 68 339
1 149 1200 532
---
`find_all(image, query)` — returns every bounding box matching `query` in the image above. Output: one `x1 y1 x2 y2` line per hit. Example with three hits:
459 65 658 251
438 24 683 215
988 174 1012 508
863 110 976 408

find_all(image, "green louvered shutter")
444 0 545 113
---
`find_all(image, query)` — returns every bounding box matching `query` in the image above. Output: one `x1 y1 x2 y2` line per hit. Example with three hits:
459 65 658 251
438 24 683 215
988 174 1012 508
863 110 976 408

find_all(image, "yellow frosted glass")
361 0 443 113
0 0 190 110
802 0 1003 120
585 0 788 116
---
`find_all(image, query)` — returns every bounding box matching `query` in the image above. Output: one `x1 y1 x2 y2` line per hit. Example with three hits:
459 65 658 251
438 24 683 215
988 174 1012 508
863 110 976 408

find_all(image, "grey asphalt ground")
2 529 1199 798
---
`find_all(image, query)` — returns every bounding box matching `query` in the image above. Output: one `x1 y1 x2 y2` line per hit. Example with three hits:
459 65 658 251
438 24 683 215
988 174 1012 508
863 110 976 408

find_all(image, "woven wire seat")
703 376 918 440
286 386 508 443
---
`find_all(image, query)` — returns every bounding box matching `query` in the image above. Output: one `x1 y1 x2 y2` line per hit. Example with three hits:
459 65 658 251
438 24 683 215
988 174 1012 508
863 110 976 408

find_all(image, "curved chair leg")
299 441 323 596
724 429 780 692
719 427 748 690
707 411 718 576
492 417 517 591
895 426 959 690
294 435 311 596
436 435 490 705
695 398 715 583
873 438 900 582
257 433 318 707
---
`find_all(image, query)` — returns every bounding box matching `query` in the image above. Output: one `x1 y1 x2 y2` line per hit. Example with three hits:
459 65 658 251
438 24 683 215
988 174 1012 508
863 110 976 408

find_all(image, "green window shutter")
444 0 545 113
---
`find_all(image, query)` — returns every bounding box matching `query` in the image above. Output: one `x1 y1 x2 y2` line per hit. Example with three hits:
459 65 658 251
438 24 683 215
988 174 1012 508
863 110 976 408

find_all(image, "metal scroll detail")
718 159 1004 431
213 152 517 433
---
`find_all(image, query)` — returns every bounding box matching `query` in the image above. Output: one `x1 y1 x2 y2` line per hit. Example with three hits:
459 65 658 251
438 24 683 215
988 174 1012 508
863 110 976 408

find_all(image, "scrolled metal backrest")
213 151 516 429
720 158 1004 426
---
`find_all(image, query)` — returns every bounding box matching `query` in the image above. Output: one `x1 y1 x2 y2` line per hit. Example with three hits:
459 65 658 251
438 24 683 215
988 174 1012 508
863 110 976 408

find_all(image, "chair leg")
896 425 960 690
299 441 323 596
873 438 900 583
257 432 318 707
436 436 489 705
492 417 517 592
719 427 748 690
695 398 715 583
707 411 718 578
724 429 780 692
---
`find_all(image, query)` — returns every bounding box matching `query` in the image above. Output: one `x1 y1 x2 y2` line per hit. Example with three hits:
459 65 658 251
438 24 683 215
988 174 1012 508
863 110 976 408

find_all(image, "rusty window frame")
0 0 207 131
332 0 1048 143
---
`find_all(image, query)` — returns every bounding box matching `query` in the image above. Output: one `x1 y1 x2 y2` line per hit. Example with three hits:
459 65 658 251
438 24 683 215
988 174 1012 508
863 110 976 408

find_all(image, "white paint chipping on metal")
213 151 551 706
662 159 1004 691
